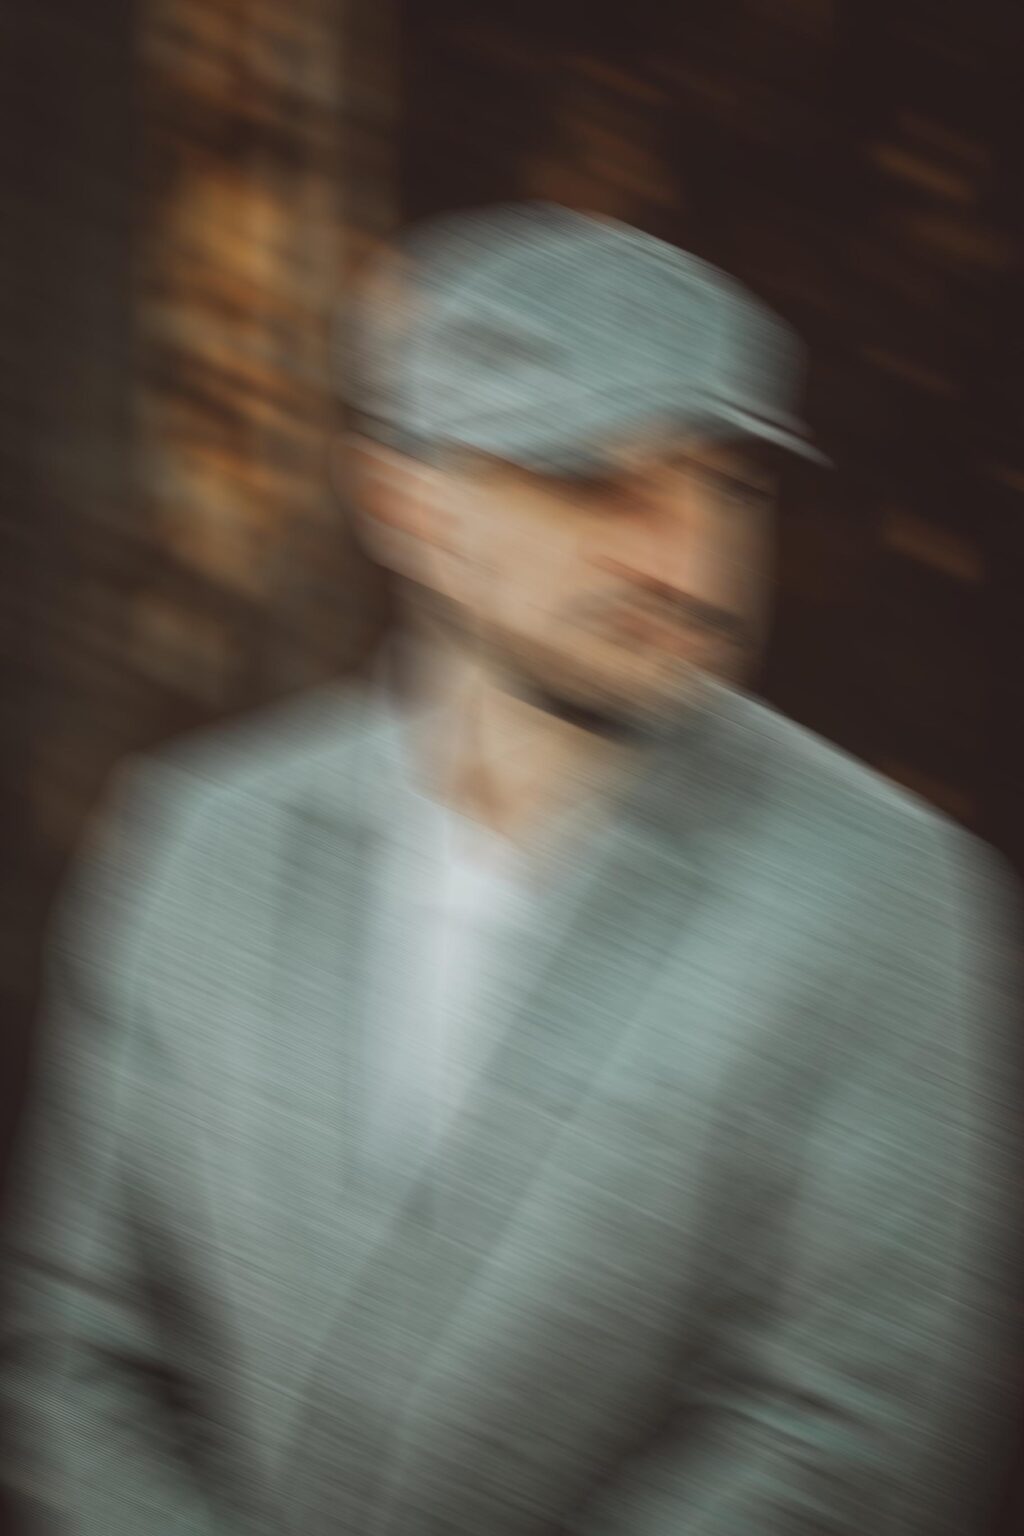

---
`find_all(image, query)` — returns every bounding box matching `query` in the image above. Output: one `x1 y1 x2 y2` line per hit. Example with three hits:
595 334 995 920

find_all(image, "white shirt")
363 703 534 1185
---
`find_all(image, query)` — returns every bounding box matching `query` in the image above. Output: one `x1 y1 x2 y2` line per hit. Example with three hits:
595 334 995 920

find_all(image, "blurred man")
1 203 1020 1536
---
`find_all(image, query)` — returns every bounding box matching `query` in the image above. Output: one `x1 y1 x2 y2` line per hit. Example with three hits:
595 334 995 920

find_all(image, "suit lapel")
425 776 718 1255
431 678 749 1237
270 690 379 1197
267 687 431 1261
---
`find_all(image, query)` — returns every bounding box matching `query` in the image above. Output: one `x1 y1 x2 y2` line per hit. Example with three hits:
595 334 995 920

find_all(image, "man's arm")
0 761 270 1536
577 820 1022 1536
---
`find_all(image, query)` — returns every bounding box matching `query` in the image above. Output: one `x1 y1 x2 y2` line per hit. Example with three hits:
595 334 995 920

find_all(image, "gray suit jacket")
1 678 1020 1536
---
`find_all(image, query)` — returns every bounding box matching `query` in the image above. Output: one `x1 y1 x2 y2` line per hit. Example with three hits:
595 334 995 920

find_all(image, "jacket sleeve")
0 759 271 1536
578 820 1023 1536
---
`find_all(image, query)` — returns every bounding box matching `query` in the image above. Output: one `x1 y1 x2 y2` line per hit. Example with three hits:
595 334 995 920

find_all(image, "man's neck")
394 634 629 851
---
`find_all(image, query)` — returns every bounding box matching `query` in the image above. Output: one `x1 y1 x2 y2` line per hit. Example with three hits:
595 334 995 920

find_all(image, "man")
1 202 1020 1536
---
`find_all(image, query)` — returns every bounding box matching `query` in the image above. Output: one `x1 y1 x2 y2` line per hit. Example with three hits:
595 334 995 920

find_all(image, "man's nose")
586 516 674 591
583 489 706 594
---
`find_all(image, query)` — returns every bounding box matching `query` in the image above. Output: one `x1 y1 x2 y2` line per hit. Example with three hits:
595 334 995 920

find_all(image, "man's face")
367 430 777 734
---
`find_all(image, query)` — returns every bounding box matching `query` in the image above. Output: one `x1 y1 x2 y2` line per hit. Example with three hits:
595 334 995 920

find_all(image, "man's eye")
716 477 766 506
575 475 619 498
542 471 616 500
663 454 769 502
694 467 770 510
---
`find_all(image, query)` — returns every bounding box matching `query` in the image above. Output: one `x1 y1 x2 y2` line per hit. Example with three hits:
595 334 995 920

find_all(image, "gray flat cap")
345 202 826 473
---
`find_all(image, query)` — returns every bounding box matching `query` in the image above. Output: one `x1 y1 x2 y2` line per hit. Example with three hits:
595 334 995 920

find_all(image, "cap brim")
705 404 831 467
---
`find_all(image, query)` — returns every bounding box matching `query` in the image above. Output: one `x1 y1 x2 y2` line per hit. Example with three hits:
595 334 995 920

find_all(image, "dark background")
1 0 1022 1529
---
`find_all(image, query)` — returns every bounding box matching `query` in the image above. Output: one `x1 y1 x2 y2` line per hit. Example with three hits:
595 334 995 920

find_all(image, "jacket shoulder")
54 681 376 962
706 689 1020 966
718 687 979 868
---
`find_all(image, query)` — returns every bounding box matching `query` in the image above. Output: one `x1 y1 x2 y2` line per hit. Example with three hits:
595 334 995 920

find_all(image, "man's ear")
337 434 456 577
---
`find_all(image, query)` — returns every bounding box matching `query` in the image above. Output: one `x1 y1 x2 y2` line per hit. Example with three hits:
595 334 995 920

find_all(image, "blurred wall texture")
2 0 397 1150
1 0 1022 1524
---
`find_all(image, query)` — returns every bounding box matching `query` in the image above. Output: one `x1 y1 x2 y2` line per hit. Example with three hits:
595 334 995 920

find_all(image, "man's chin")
504 657 706 739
